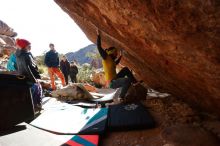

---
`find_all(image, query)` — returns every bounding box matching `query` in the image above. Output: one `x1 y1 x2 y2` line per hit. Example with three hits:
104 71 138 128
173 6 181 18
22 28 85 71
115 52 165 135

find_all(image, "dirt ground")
100 91 220 146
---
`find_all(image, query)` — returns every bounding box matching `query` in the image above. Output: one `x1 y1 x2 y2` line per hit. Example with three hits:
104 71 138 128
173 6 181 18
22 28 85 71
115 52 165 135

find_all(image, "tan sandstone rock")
55 0 220 116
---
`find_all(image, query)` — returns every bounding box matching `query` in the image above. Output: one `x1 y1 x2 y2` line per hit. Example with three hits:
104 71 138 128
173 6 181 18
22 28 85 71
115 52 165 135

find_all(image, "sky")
0 0 93 56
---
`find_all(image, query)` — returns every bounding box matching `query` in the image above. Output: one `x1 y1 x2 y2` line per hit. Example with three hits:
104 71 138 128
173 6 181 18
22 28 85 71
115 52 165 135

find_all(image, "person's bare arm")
115 50 123 65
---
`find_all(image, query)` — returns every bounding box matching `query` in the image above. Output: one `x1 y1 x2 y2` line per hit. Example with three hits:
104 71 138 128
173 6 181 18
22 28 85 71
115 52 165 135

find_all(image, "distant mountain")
65 44 98 65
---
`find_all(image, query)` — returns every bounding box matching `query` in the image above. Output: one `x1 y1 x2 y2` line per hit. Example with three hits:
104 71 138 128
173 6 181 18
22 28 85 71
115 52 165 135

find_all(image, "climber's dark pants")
116 67 137 83
109 67 136 98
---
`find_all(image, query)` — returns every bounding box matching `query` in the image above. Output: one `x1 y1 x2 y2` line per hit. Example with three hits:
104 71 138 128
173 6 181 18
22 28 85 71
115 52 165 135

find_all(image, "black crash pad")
108 102 155 131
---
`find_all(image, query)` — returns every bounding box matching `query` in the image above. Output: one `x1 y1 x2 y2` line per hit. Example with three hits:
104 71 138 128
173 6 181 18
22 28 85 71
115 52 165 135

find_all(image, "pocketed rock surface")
55 0 220 116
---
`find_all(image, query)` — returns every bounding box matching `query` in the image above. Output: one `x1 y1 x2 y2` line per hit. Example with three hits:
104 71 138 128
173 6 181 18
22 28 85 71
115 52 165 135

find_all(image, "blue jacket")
7 53 17 71
44 50 59 67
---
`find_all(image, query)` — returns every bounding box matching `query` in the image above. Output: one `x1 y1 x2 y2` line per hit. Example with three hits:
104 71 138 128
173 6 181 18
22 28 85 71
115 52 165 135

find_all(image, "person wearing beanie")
44 43 66 90
16 38 30 49
15 38 42 110
96 29 139 101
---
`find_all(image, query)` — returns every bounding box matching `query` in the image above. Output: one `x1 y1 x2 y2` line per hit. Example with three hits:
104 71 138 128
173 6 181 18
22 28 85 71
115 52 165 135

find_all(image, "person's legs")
64 73 69 85
48 67 56 90
70 74 77 83
31 83 43 109
116 67 137 83
70 74 74 83
54 68 66 86
73 75 77 83
110 77 132 98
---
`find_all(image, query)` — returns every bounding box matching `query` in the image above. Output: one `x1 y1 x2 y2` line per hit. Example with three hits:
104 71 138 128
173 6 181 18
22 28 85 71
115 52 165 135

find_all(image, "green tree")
77 63 94 83
86 51 101 69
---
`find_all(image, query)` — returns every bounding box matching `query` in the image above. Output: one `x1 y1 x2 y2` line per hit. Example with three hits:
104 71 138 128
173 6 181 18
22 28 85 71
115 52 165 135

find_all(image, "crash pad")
0 123 73 146
108 102 155 131
61 135 99 146
0 123 99 146
30 98 108 134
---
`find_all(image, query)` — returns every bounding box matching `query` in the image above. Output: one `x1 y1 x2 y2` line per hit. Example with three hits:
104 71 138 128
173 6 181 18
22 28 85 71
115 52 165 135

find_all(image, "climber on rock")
96 29 139 100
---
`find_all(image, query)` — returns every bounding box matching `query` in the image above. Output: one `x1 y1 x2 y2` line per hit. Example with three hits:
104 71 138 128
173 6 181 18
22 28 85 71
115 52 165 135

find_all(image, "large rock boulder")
55 0 220 116
90 69 105 87
0 20 17 67
51 84 93 101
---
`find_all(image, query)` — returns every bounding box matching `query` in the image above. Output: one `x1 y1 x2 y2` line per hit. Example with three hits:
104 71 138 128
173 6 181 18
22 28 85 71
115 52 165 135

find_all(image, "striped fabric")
61 135 99 146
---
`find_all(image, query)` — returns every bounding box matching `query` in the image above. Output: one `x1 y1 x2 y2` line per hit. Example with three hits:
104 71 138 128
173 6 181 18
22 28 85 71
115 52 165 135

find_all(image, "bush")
38 65 47 74
77 63 94 84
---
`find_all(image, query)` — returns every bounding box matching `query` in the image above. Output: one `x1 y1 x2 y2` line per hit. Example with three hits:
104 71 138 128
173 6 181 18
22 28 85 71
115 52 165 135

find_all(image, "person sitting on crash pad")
15 38 42 111
96 29 138 99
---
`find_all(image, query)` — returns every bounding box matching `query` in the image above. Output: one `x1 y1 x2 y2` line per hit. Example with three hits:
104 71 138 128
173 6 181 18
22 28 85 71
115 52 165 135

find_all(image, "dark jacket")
69 65 78 76
60 60 70 75
97 34 121 64
15 49 41 83
44 50 59 67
